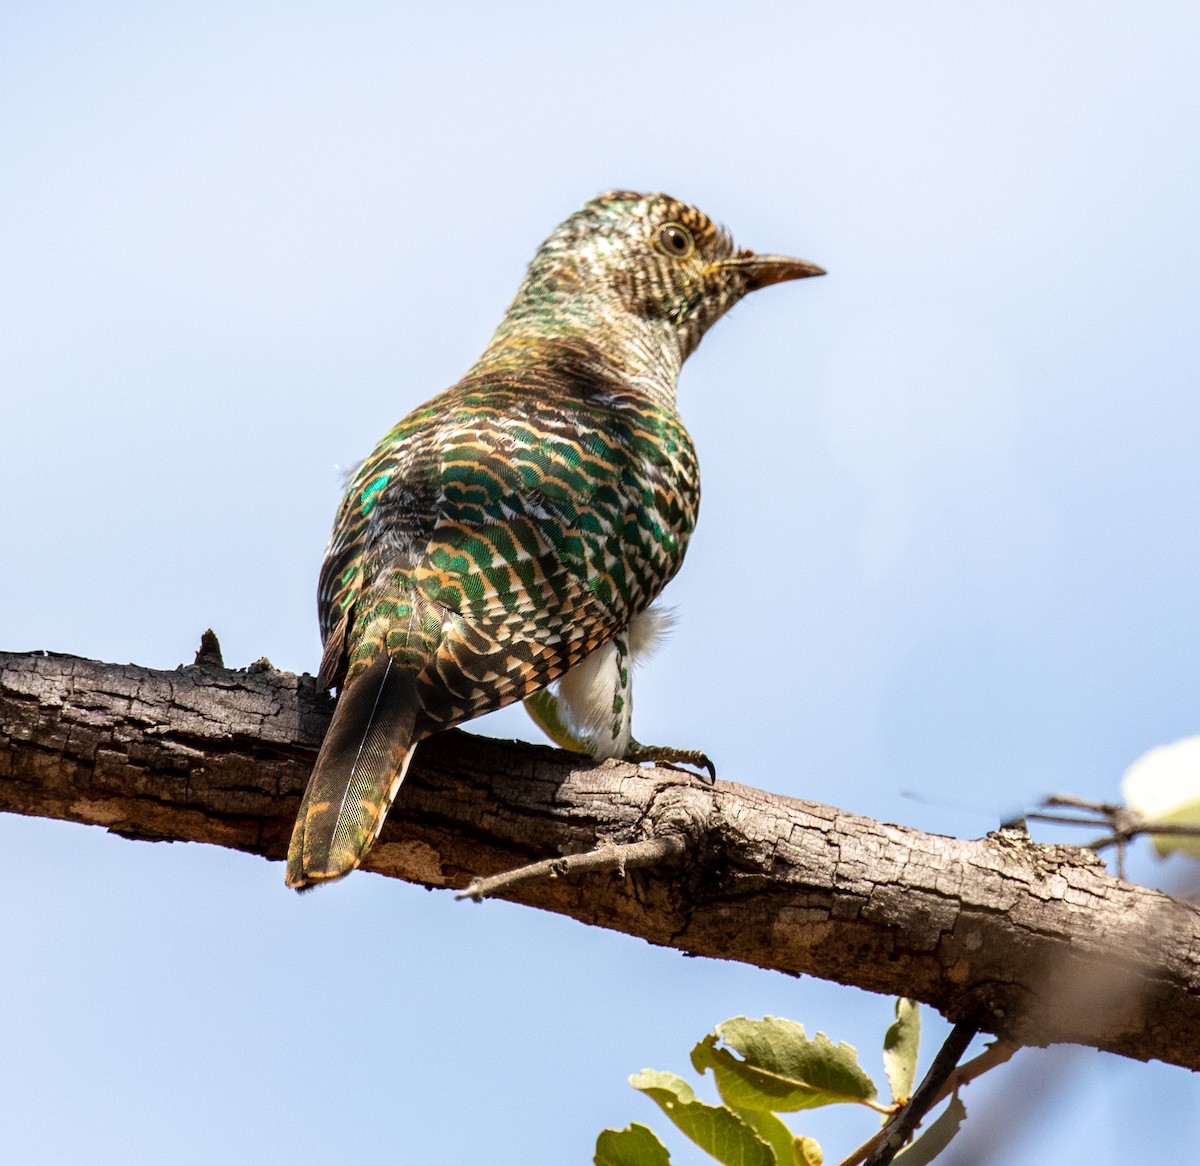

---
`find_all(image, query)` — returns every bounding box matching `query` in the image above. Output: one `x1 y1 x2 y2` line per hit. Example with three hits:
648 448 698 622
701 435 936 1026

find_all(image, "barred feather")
286 654 419 888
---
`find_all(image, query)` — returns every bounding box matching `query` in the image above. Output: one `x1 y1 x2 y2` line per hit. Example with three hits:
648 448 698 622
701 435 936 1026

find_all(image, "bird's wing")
327 382 698 732
315 401 443 690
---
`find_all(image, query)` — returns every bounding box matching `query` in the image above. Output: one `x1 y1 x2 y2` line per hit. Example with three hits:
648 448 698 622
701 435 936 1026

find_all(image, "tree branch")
836 1039 1020 1166
862 1021 978 1166
4 649 1200 1070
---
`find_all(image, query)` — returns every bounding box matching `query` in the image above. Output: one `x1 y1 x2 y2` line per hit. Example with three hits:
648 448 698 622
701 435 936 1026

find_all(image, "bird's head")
480 191 824 398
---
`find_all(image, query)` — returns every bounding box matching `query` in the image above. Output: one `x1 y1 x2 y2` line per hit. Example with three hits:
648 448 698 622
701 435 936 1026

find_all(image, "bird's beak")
711 251 826 291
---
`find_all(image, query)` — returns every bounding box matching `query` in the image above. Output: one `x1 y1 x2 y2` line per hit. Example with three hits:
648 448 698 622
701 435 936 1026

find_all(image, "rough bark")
3 648 1199 1071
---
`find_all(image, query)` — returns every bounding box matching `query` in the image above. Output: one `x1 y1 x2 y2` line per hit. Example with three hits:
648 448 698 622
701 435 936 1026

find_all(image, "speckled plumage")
287 191 823 889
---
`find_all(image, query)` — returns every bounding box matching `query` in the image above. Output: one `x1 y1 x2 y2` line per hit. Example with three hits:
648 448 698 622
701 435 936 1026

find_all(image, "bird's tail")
286 653 420 890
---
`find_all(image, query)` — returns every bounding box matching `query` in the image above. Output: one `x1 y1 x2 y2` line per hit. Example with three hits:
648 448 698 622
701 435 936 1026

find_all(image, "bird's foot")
525 690 716 782
626 740 716 783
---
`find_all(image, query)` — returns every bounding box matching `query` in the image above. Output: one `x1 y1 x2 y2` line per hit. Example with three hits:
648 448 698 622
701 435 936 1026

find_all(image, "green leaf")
595 1123 673 1166
892 1097 967 1166
631 1070 775 1166
691 1018 878 1112
733 1106 823 1166
883 999 921 1104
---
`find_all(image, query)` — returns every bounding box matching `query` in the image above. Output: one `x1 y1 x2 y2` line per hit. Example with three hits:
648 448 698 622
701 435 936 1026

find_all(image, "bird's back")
317 349 700 742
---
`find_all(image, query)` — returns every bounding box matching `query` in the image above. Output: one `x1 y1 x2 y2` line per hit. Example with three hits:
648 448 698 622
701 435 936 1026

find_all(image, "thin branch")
862 1022 978 1166
1030 813 1200 841
836 1034 1018 1166
948 1039 1021 1091
1031 793 1200 879
457 835 689 902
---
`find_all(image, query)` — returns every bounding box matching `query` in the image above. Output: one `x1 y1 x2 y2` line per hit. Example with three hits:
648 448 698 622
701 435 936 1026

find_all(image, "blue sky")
2 3 1199 1162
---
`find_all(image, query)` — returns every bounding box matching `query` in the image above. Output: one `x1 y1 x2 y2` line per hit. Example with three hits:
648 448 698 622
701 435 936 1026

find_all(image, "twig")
1030 793 1200 879
835 1031 1018 1166
1043 794 1120 812
1030 813 1200 841
456 835 689 902
862 1021 977 1166
942 1037 1020 1093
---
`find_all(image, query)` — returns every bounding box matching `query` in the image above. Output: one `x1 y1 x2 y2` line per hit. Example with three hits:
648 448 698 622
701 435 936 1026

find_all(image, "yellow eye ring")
654 222 695 260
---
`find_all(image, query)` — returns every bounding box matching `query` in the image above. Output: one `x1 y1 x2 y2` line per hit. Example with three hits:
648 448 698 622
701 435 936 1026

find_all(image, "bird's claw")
626 741 717 783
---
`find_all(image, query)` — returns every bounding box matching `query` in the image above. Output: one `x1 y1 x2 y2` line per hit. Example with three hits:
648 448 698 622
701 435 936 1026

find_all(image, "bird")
286 191 824 889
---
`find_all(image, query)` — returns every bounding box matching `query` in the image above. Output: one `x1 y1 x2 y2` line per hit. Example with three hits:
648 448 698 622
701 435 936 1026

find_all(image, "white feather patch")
628 605 675 664
553 605 674 761
556 641 628 760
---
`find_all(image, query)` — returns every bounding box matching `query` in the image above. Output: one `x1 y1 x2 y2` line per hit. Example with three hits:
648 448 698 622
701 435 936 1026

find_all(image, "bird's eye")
655 223 695 260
